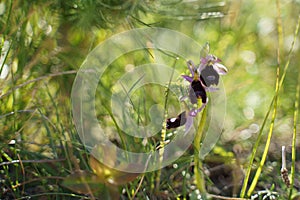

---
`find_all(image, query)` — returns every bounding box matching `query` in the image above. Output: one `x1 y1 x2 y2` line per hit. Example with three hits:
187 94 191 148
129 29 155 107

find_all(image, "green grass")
1 0 300 199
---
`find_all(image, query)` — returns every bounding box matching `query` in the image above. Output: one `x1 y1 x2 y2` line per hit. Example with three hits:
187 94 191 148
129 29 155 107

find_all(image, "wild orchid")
166 43 228 129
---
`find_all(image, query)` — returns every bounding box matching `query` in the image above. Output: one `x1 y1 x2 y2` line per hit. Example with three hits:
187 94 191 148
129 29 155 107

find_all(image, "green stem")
246 66 279 196
155 58 177 191
289 71 300 199
240 12 300 199
194 106 207 197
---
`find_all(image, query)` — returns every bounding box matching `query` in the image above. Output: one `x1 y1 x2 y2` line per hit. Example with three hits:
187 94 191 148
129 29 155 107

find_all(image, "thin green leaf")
289 58 300 199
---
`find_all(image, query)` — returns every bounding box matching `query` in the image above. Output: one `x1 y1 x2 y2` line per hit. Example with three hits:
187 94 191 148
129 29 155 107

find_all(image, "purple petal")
200 57 208 65
213 63 228 75
189 103 207 117
206 55 215 62
189 109 198 117
210 55 221 63
187 60 195 77
215 57 222 63
181 75 193 82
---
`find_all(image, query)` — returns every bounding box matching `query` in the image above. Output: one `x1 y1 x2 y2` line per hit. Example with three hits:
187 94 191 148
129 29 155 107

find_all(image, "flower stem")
194 105 207 197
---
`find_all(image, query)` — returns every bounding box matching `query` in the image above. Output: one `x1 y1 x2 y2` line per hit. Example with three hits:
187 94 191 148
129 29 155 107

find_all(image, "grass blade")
241 13 300 198
246 66 280 196
289 65 300 199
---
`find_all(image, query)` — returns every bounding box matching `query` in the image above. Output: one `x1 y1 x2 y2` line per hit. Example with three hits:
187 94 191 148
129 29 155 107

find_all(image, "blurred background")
0 0 299 199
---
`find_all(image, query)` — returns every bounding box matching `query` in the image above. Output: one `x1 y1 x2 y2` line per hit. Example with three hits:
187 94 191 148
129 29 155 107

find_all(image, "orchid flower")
166 44 228 130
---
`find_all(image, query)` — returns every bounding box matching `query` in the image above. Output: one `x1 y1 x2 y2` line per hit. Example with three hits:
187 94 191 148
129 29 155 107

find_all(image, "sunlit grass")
1 0 300 199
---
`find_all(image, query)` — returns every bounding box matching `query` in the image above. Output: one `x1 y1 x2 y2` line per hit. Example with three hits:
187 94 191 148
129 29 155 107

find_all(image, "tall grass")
1 0 300 199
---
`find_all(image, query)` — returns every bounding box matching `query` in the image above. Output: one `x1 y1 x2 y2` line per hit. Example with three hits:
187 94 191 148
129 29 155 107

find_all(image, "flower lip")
166 111 187 129
189 79 207 104
200 64 220 87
